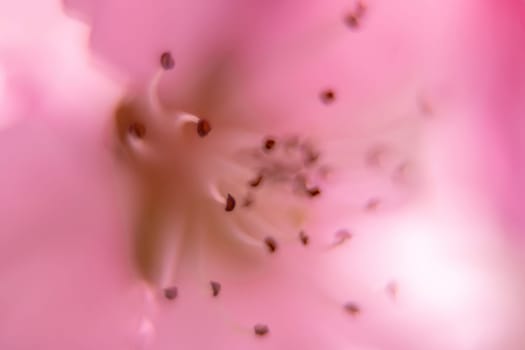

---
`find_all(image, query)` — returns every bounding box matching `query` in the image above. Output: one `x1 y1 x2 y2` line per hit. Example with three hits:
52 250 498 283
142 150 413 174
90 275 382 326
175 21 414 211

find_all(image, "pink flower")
1 0 525 349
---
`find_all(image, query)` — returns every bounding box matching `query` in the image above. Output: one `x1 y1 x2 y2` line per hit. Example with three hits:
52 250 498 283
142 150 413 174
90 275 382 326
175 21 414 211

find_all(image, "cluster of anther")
239 135 326 204
162 281 271 337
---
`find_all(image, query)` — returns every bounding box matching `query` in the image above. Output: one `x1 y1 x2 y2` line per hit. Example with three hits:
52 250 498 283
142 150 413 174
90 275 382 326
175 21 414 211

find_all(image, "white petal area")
0 0 120 127
0 120 147 350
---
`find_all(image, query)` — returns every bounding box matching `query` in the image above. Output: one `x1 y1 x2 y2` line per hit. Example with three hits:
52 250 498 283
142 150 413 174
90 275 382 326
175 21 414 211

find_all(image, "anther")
225 194 236 212
264 237 278 253
163 286 178 300
197 119 212 137
306 187 321 197
419 97 434 116
129 122 146 139
366 145 387 168
263 138 276 151
386 281 398 300
254 324 270 337
284 136 299 150
160 51 175 70
210 281 221 297
249 174 263 188
392 162 410 185
333 229 352 246
299 231 309 246
320 89 336 104
365 198 380 211
345 1 367 29
344 302 360 316
303 150 320 166
355 1 367 17
344 14 360 28
243 195 254 207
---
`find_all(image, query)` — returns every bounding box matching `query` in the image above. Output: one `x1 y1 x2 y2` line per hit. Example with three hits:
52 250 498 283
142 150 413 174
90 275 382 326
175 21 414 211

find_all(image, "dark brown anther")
299 231 309 246
163 286 178 300
210 281 221 297
345 1 366 29
306 187 321 197
249 174 263 188
160 51 175 70
263 138 276 151
344 302 360 316
225 194 236 212
129 122 146 139
197 119 212 137
320 89 336 104
264 237 278 253
254 324 270 337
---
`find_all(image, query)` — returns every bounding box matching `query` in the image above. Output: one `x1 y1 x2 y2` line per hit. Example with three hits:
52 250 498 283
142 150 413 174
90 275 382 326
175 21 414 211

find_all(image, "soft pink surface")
1 0 524 349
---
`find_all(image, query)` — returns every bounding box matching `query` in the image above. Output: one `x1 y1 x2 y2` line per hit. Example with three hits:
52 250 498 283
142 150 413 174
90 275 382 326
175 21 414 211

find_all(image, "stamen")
332 229 352 247
243 195 254 208
225 194 236 212
254 324 270 337
248 174 264 188
392 162 410 185
355 1 367 17
366 145 388 168
320 89 336 104
365 198 380 211
229 222 268 247
344 1 367 29
210 281 221 297
137 317 156 348
175 112 200 124
160 51 175 70
264 237 278 253
344 13 359 28
197 119 212 137
306 186 321 197
263 138 276 152
293 175 322 197
419 97 434 116
299 231 309 246
163 286 178 300
343 302 360 316
129 122 146 139
284 136 300 150
386 281 398 300
303 150 320 166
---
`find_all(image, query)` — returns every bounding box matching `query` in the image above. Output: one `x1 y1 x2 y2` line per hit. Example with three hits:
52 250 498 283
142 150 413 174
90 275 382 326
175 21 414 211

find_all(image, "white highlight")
208 183 227 205
173 112 200 127
137 317 155 349
0 66 12 129
147 69 164 116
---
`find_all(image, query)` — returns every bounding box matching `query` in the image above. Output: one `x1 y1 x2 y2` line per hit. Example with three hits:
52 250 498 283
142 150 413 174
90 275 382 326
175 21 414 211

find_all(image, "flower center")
113 55 337 288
